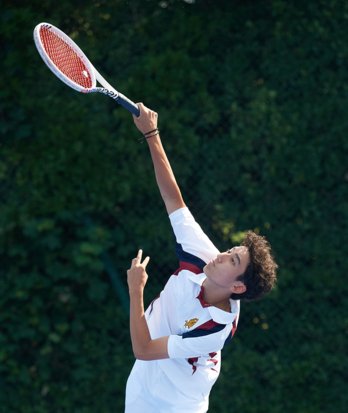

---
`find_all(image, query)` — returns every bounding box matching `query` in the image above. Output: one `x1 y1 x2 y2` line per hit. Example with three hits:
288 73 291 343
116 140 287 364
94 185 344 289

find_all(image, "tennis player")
125 103 278 413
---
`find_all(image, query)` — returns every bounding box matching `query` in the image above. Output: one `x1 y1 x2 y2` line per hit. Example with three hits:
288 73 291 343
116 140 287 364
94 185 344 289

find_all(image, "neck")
202 278 231 312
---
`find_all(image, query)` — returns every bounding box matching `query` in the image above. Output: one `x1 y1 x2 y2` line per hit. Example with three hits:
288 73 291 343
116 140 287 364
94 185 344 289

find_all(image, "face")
203 246 250 291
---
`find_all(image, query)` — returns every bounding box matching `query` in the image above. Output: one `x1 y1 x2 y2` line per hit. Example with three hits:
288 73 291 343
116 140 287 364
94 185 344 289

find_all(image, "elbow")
134 352 148 361
164 198 186 215
133 350 152 361
133 344 161 361
132 345 151 361
131 337 169 360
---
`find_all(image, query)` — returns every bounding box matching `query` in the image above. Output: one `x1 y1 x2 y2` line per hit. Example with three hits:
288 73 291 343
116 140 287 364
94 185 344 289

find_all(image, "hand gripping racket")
33 22 140 116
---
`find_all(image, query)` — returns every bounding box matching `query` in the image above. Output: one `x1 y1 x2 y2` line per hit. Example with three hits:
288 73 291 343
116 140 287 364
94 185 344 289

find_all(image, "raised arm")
133 103 186 215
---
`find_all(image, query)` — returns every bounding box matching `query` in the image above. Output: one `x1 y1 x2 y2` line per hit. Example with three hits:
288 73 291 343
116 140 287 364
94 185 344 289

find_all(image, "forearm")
146 134 185 214
129 289 169 360
129 290 151 358
132 104 185 214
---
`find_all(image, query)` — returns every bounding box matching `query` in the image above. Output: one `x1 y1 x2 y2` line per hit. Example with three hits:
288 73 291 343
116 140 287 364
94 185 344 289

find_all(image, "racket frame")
33 22 140 116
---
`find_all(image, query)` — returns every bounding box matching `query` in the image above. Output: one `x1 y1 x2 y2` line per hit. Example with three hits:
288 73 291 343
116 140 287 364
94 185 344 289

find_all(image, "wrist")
129 287 144 298
144 128 159 139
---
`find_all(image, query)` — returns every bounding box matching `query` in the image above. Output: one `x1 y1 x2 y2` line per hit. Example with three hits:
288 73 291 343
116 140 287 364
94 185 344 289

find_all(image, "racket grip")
117 93 140 117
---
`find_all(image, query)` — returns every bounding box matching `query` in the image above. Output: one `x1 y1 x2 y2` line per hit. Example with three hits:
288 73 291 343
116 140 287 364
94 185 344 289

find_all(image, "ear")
231 281 246 295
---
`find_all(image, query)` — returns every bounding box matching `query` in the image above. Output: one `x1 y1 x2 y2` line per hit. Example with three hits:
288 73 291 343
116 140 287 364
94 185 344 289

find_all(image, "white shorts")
125 360 209 413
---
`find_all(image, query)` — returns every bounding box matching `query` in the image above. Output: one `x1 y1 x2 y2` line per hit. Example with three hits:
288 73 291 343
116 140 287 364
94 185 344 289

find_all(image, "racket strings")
40 26 93 89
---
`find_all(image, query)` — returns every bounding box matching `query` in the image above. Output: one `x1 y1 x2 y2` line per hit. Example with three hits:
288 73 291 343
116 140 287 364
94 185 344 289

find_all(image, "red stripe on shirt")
173 261 203 276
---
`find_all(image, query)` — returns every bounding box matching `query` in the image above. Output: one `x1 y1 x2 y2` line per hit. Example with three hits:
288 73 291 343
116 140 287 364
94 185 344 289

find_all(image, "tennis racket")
33 22 140 116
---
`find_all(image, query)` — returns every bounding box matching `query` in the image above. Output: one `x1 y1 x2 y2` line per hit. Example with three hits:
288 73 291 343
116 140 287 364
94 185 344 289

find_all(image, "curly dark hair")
230 231 278 301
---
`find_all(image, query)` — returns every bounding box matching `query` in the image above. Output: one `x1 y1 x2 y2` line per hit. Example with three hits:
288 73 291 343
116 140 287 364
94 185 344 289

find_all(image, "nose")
216 253 225 263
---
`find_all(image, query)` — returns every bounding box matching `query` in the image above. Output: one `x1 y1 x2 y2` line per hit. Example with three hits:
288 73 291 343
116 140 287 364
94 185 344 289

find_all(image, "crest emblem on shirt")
184 318 199 329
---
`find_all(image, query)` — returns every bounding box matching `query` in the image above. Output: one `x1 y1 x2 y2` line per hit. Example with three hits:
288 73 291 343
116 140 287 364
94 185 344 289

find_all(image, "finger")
137 249 143 262
133 103 144 120
142 256 150 268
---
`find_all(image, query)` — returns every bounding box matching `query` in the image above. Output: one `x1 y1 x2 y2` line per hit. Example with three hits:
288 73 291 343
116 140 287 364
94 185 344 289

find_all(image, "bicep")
167 328 230 359
136 324 231 361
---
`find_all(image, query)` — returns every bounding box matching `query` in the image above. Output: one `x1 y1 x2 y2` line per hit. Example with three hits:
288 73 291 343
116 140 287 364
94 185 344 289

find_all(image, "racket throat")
94 72 118 98
93 70 139 116
97 86 120 100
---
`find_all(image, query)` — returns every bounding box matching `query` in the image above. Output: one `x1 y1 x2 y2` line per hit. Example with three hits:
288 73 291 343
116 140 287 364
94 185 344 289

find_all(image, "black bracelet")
144 131 159 139
144 128 158 136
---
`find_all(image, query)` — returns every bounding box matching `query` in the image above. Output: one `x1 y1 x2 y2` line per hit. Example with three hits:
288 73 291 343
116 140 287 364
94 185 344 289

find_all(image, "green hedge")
1 1 347 412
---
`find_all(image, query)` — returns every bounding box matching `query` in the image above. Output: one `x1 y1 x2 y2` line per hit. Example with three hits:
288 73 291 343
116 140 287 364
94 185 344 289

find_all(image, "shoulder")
164 270 204 297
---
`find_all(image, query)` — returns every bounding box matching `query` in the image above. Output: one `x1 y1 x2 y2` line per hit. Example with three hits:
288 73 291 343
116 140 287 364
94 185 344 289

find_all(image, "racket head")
33 22 96 93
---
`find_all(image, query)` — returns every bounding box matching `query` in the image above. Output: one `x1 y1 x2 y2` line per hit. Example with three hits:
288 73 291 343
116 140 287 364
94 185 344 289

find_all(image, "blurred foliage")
1 0 347 412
